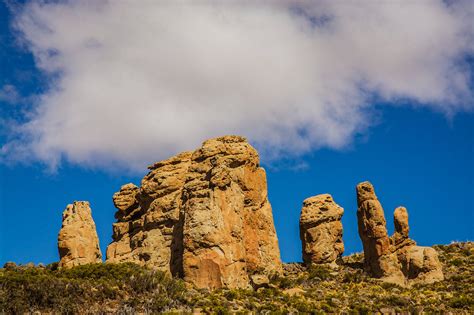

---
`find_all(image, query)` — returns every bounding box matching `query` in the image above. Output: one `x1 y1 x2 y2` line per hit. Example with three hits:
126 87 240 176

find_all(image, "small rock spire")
299 194 344 266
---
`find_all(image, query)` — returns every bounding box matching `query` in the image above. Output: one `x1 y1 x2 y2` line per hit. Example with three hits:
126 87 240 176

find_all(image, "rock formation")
299 194 344 266
106 136 282 289
390 207 444 285
356 182 404 284
390 206 416 251
182 136 282 289
58 201 102 268
356 181 443 286
106 151 192 276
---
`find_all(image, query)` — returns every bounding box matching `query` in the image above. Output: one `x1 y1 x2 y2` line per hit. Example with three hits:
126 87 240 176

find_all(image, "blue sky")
0 1 473 265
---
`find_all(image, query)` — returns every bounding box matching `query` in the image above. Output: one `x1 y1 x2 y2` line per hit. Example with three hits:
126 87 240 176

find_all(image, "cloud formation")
0 85 19 104
3 0 473 171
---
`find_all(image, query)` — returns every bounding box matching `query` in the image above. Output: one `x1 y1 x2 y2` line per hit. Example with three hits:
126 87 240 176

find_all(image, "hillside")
1 242 472 314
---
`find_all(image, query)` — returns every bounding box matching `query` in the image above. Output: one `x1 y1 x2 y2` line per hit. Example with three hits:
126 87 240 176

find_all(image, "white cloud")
2 0 473 171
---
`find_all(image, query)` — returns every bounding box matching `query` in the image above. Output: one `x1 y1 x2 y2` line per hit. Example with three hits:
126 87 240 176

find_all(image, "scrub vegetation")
1 242 472 314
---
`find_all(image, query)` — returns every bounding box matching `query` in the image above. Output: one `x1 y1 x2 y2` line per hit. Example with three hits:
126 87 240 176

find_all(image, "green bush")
308 265 333 281
0 263 186 314
449 295 474 309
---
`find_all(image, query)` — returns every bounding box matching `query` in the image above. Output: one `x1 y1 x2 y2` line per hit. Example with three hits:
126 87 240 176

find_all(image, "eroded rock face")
106 152 192 275
106 136 281 289
390 206 416 251
356 181 444 286
356 182 403 283
182 136 281 289
390 207 443 285
396 245 444 284
58 201 102 268
299 194 344 266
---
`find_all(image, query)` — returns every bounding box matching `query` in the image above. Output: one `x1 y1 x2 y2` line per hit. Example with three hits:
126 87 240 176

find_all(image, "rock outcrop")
58 201 102 268
356 181 443 286
390 207 444 285
106 151 192 276
106 136 282 289
390 206 416 251
356 182 404 284
299 194 344 266
182 136 281 289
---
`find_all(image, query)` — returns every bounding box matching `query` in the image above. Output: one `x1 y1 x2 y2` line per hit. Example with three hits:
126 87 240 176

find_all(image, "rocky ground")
0 242 472 314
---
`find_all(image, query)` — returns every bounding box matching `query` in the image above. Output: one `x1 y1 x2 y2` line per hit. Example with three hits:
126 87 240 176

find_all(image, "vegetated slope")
0 242 472 314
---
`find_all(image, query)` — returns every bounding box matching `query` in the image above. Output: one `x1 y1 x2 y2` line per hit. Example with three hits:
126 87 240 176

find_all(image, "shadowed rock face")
58 201 102 268
356 181 444 286
106 136 281 289
299 194 344 266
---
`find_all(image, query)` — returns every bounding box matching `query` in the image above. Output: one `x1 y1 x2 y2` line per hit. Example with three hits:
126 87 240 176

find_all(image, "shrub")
0 263 186 313
449 295 474 309
308 265 333 281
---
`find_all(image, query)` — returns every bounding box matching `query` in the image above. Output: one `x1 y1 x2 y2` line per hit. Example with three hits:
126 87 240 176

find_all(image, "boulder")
396 245 444 285
299 194 344 266
3 262 17 270
250 274 270 290
58 201 102 268
390 207 444 285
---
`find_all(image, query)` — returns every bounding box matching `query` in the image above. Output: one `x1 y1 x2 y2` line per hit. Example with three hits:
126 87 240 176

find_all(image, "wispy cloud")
2 0 473 171
0 85 19 104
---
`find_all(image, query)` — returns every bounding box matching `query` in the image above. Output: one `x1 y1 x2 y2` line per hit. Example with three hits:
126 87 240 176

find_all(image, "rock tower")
356 181 443 286
106 136 282 289
299 194 344 266
58 201 102 268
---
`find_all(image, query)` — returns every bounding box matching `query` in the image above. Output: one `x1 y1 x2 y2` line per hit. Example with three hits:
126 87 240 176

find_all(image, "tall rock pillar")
299 194 344 266
58 201 102 268
356 182 404 284
182 136 281 289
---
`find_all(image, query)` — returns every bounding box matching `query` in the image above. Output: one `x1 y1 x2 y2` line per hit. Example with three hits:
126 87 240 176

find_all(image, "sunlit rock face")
356 182 443 286
106 151 192 275
106 135 282 289
58 201 102 268
299 194 344 266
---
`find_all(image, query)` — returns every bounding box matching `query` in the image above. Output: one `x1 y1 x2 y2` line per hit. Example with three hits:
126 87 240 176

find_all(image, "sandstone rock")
106 135 282 289
3 262 17 270
389 207 444 285
250 274 270 289
182 136 282 289
106 152 192 275
356 181 444 286
394 207 409 238
58 201 102 268
397 245 444 284
356 182 403 284
299 194 344 265
390 206 416 251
